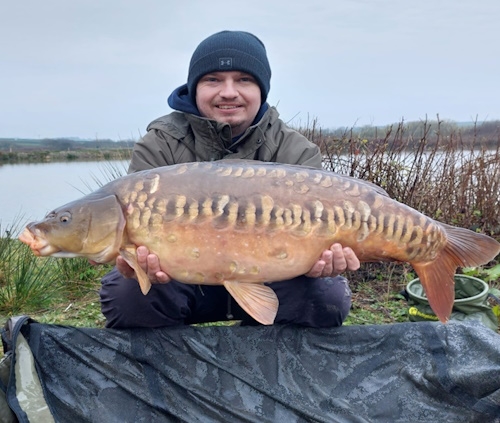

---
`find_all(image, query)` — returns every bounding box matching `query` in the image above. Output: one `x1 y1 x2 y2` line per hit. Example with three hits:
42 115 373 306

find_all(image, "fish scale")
19 159 500 325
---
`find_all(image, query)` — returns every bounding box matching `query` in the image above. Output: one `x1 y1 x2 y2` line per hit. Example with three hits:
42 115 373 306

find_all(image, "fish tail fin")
412 259 456 323
413 225 500 323
441 223 500 267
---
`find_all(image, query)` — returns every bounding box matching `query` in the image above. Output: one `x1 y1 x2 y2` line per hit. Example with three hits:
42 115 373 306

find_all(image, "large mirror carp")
19 160 500 325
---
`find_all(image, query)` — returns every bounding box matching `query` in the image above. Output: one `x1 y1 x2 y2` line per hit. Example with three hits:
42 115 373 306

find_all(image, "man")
100 30 360 328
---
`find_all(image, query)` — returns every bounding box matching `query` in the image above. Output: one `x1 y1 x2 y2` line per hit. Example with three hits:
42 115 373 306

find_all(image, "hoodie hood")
167 84 201 116
167 84 269 138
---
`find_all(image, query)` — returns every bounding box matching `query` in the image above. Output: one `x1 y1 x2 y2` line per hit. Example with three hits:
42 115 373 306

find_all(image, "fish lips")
19 225 60 257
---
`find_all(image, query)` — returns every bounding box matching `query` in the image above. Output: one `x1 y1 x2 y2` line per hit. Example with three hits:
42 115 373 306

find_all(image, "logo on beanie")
219 58 233 69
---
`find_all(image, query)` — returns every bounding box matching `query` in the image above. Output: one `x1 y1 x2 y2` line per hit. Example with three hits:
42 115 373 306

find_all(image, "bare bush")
302 117 500 238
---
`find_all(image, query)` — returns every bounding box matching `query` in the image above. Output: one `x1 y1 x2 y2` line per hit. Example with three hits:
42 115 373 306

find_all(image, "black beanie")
187 30 271 104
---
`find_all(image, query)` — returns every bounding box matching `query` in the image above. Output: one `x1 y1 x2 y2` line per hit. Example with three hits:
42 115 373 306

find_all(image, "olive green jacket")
128 106 322 173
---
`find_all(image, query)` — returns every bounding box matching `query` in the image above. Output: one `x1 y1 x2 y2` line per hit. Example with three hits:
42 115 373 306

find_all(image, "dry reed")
301 117 500 238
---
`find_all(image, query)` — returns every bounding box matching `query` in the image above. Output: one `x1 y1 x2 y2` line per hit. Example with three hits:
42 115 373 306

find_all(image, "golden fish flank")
164 187 431 243
128 167 441 247
18 160 500 326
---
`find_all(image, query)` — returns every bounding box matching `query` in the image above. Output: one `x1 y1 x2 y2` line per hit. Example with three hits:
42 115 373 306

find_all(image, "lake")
0 160 129 234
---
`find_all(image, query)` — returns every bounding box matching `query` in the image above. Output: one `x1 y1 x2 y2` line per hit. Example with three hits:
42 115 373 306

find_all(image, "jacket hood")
167 84 269 136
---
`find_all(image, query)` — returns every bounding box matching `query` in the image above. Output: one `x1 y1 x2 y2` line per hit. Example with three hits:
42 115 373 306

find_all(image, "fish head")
19 194 126 264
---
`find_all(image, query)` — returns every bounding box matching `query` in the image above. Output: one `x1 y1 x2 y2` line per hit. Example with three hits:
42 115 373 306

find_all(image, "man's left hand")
305 243 360 278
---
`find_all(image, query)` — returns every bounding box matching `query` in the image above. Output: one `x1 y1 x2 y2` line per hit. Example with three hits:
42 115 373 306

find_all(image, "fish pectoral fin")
223 281 278 325
119 247 152 295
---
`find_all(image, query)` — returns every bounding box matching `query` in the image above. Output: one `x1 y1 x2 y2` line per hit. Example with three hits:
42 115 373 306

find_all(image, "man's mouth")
217 105 240 109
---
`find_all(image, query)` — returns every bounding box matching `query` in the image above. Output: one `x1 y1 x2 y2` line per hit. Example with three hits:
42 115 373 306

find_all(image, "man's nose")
219 80 238 98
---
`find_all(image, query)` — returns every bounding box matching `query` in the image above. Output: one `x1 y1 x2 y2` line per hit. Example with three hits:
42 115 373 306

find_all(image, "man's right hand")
116 246 171 284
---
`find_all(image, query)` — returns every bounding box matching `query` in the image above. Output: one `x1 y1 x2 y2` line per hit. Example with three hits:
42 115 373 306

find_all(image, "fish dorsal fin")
223 281 279 325
119 246 152 295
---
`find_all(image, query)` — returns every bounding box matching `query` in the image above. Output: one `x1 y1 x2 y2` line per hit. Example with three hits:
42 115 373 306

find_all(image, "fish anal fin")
224 281 278 325
119 246 152 295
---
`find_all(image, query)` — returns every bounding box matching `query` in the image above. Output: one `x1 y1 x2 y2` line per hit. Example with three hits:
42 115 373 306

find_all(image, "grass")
29 289 105 328
0 235 110 328
32 258 111 327
1 118 499 339
343 263 414 325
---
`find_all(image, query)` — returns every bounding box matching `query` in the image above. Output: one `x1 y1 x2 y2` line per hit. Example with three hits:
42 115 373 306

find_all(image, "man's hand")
116 246 171 284
305 243 360 278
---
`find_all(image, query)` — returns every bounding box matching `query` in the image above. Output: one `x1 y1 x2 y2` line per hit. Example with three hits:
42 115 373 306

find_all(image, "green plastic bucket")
407 274 490 305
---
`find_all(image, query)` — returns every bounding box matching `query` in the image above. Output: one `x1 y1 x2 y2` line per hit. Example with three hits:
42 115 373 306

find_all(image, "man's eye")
238 73 255 83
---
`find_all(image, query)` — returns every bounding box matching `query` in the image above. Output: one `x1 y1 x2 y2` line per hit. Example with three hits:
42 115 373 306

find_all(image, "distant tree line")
0 138 135 152
299 118 500 152
2 118 499 153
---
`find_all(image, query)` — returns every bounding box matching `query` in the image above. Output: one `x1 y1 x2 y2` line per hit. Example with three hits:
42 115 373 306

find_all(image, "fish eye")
59 212 72 224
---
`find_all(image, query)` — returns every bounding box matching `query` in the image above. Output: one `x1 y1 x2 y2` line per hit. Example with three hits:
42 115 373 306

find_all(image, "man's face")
196 71 261 137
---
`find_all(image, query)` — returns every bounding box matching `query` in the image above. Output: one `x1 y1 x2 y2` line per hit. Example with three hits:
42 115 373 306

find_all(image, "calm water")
0 160 129 234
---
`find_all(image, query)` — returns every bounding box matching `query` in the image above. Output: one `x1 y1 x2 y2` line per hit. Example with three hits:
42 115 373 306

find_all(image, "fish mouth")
18 227 59 256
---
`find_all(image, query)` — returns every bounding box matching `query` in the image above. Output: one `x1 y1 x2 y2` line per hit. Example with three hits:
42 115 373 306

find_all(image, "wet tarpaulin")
4 317 500 423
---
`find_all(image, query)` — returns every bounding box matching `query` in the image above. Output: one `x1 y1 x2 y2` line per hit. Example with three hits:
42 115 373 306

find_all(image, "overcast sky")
1 0 499 140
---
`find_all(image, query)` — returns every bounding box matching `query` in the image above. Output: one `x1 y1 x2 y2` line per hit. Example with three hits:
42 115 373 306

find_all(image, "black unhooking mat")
2 317 500 422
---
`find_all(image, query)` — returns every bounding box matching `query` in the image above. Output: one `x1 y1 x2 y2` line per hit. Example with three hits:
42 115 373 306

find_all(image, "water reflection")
0 160 129 234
